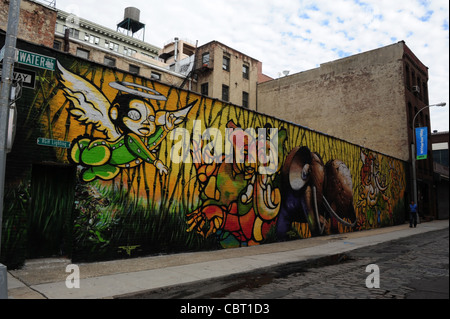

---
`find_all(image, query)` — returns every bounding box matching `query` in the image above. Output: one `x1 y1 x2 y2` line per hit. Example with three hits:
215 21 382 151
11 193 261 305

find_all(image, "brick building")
431 131 449 219
257 41 438 218
186 40 270 110
0 0 56 48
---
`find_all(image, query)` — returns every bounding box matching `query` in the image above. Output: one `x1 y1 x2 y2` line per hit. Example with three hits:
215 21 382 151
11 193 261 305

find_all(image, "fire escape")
179 51 214 89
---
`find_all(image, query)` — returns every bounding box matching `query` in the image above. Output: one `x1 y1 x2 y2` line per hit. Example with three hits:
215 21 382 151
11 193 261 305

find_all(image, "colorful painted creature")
187 120 287 247
357 150 393 226
277 146 357 239
57 62 197 182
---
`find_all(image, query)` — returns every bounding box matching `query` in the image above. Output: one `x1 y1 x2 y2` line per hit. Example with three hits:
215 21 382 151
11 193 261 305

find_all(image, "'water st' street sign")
16 49 56 71
37 137 71 149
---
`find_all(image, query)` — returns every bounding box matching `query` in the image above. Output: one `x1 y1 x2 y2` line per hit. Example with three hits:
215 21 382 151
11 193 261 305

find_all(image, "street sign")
415 127 428 160
16 49 56 71
37 137 71 149
0 65 36 88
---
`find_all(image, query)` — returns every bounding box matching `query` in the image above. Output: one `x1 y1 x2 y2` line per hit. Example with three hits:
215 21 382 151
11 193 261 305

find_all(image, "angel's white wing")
57 62 120 141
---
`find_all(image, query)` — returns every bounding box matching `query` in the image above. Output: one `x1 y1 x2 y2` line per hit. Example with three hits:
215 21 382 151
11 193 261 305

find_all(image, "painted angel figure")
57 62 197 182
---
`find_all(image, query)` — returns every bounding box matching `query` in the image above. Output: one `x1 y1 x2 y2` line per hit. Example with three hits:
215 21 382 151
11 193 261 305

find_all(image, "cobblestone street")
216 228 449 299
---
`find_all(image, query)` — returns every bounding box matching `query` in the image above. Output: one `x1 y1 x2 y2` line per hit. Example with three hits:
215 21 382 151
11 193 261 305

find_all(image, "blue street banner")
415 127 428 160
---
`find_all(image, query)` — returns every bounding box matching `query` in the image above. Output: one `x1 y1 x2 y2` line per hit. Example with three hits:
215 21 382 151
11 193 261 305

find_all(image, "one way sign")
0 66 36 89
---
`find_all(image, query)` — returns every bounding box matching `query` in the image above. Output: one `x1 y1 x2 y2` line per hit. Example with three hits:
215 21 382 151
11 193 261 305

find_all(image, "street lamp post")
411 102 447 221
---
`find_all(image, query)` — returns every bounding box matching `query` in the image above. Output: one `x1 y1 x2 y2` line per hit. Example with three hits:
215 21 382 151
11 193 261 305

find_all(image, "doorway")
28 163 76 258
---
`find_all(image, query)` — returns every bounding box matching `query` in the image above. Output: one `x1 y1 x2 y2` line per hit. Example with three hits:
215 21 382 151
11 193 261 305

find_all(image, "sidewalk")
7 219 449 299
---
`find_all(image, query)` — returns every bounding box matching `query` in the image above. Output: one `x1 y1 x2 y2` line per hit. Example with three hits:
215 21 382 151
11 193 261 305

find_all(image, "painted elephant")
276 146 357 240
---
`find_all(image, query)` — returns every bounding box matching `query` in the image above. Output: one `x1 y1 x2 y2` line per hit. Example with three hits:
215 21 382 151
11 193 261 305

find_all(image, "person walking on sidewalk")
409 200 418 228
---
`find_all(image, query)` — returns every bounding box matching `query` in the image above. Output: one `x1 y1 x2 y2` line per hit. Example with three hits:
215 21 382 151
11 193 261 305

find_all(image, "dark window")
243 64 249 79
222 85 229 102
405 64 411 89
129 64 140 74
242 91 249 108
201 83 209 96
422 82 428 105
223 55 230 71
53 41 62 50
433 149 449 167
104 56 116 67
76 48 89 59
202 52 210 66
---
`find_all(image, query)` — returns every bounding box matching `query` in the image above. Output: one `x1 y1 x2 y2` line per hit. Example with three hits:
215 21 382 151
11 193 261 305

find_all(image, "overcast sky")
47 0 449 132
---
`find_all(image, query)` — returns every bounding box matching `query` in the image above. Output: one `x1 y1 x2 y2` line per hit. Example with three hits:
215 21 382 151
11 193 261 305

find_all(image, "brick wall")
257 42 411 161
0 0 56 48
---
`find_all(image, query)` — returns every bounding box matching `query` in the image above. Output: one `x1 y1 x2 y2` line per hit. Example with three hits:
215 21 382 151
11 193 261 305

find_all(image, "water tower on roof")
117 7 146 41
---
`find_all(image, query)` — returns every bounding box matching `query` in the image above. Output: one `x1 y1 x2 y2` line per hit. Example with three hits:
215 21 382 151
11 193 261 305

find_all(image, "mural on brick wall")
1 56 407 266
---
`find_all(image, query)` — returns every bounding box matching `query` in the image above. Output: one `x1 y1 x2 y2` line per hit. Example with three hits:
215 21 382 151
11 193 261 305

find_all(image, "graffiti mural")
58 62 197 182
186 120 286 247
277 146 357 240
1 51 407 267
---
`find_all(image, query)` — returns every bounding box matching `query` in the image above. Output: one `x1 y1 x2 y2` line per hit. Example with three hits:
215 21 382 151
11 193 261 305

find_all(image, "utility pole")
0 0 22 299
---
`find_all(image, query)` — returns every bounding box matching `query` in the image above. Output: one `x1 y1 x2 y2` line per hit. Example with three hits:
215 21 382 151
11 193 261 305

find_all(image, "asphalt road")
125 227 449 300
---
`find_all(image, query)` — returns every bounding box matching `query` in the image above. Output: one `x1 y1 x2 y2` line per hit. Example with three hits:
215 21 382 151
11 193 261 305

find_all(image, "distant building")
2 1 270 106
432 131 449 167
188 40 271 110
257 41 438 218
431 131 449 219
53 6 187 86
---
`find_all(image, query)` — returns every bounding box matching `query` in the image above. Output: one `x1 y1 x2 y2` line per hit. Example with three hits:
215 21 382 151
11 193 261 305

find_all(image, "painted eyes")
128 110 141 121
127 109 155 122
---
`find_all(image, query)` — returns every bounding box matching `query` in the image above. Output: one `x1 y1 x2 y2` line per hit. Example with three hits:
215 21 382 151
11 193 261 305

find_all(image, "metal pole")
0 0 22 299
411 134 419 224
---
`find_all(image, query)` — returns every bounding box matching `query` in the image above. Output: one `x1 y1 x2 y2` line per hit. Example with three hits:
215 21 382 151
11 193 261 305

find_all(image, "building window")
104 56 116 67
408 103 413 128
243 64 249 79
405 64 411 89
223 55 230 71
242 91 249 108
432 148 449 167
201 83 209 96
422 82 429 105
129 64 140 74
84 33 100 45
105 40 119 52
202 52 210 66
124 47 137 57
76 48 89 59
53 40 62 50
417 76 422 100
222 85 229 102
63 26 79 39
151 72 161 80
